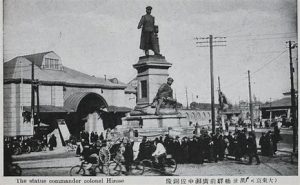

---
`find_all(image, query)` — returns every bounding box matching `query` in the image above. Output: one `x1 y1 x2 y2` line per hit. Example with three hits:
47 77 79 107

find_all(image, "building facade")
4 51 136 137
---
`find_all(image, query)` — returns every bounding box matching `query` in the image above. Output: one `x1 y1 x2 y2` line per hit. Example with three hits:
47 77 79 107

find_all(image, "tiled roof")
4 53 127 89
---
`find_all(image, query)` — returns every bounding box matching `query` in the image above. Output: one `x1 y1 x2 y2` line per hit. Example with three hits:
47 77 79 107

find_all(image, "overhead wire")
221 49 288 89
252 50 288 75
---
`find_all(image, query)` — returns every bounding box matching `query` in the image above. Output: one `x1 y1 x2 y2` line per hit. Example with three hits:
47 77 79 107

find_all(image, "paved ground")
10 127 297 176
12 147 297 176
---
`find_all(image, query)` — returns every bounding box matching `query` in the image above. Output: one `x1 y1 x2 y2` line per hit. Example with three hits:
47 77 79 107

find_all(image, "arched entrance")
64 92 108 137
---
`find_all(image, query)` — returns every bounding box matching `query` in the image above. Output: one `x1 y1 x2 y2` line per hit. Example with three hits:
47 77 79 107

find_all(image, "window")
141 80 147 98
44 58 60 70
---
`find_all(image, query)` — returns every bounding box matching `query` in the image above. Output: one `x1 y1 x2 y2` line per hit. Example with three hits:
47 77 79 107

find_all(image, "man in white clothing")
152 141 166 170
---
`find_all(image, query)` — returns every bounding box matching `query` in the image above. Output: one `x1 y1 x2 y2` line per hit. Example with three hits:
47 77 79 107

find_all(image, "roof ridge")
21 51 53 58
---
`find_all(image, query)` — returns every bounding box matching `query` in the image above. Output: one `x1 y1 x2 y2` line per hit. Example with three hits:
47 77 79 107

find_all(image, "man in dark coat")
212 132 226 162
218 135 227 161
123 139 134 175
137 136 147 161
137 6 160 56
202 131 212 162
247 132 260 165
259 132 267 156
265 131 273 156
49 134 57 151
237 129 247 158
181 137 189 163
189 136 198 163
197 135 205 164
167 137 176 158
174 136 183 163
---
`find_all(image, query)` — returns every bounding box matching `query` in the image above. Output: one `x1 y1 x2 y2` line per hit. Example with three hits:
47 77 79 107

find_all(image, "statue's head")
146 6 152 14
167 77 174 85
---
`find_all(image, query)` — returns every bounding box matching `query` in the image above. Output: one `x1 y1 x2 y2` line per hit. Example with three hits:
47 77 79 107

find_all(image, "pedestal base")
123 114 186 128
121 114 195 138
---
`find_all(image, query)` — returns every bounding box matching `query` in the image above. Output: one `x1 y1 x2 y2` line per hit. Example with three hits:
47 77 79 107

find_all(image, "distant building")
4 51 136 137
238 100 262 121
180 102 219 126
260 93 298 121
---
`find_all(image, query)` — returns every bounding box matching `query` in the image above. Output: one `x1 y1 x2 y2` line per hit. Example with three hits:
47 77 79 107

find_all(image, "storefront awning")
23 105 74 113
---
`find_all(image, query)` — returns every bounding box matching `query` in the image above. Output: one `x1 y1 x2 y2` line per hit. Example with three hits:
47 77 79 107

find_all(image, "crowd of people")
136 126 281 165
62 122 283 176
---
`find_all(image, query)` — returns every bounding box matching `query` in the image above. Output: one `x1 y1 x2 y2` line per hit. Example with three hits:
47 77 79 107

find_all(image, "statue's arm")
137 16 144 29
157 84 166 94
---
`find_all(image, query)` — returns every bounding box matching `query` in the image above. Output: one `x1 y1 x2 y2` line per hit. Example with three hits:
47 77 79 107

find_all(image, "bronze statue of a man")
138 6 160 56
151 77 177 115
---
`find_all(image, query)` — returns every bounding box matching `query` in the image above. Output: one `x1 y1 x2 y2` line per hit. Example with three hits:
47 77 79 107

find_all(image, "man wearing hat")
138 6 160 56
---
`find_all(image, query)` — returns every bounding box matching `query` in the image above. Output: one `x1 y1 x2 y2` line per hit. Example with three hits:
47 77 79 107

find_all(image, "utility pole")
248 70 254 131
287 40 298 154
185 87 189 109
209 35 216 133
20 60 23 113
269 98 272 121
31 61 35 127
218 76 221 93
36 80 40 132
195 35 226 134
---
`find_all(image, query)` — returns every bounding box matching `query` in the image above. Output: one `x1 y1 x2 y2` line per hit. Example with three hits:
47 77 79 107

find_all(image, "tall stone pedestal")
133 55 172 107
120 55 192 139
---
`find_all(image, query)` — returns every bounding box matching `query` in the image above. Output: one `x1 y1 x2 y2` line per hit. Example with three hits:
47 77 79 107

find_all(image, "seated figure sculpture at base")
131 77 177 116
151 77 177 115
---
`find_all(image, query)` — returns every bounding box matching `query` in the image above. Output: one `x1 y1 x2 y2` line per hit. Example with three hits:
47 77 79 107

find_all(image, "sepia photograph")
2 0 299 184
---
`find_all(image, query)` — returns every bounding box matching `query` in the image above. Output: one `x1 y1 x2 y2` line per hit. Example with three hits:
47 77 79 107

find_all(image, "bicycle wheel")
13 147 21 155
33 145 39 152
102 164 109 175
10 164 22 176
131 161 144 175
141 159 153 173
95 164 109 175
164 158 177 174
42 146 47 151
108 161 122 176
25 146 31 153
69 165 85 176
99 147 111 164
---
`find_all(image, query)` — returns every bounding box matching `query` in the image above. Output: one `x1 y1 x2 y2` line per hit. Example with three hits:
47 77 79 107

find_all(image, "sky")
3 0 298 105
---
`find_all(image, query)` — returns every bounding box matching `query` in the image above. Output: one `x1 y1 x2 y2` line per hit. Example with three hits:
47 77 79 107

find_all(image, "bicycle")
107 159 145 176
69 157 108 176
141 154 177 175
